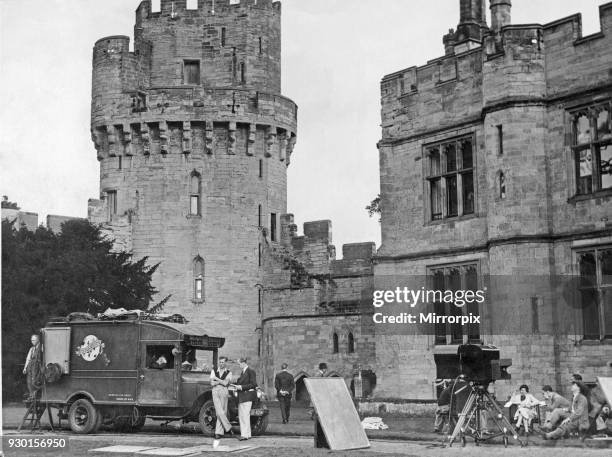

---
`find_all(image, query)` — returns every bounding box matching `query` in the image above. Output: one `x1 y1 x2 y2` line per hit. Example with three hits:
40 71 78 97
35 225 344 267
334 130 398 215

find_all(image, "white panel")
43 327 71 374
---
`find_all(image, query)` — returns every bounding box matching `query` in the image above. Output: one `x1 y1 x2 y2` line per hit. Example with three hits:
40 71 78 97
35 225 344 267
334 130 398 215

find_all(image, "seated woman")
504 384 544 433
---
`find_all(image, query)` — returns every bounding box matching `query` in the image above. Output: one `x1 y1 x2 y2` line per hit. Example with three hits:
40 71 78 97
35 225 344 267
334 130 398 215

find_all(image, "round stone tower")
90 0 297 363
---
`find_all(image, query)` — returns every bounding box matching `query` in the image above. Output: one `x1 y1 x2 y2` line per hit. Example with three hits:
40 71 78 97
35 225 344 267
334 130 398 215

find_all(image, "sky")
0 0 603 254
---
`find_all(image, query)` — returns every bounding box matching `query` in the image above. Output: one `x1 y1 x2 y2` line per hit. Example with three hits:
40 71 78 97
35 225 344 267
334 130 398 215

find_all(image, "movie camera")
434 344 523 448
434 344 512 385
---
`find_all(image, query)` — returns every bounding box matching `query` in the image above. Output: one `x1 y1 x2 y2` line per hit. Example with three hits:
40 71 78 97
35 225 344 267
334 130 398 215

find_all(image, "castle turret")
90 0 297 362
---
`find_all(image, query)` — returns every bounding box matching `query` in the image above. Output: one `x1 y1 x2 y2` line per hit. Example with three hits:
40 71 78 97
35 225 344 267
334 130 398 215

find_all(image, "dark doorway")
294 374 310 403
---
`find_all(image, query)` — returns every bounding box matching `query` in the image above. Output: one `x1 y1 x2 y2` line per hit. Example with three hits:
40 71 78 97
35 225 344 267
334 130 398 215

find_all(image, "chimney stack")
490 0 512 32
456 0 488 42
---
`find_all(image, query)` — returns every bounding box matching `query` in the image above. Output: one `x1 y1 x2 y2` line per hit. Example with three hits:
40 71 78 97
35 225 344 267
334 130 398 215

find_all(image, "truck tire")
251 414 268 435
198 399 216 436
68 399 99 434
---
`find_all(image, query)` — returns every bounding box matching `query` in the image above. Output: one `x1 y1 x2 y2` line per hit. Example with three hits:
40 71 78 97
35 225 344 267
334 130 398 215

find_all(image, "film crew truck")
40 313 269 434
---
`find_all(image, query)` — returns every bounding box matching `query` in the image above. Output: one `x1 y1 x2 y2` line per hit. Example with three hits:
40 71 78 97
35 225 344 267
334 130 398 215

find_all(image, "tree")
1 218 161 401
366 194 381 223
1 195 20 210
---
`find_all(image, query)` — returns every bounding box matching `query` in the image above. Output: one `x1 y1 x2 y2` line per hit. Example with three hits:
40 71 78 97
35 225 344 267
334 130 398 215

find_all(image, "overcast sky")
0 0 602 254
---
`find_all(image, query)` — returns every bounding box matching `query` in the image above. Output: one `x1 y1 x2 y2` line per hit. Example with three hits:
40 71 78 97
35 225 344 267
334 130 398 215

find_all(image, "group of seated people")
434 374 612 440
505 375 612 440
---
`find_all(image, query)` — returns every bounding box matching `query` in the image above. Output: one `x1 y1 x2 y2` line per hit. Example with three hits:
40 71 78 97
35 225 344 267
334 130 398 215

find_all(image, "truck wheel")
198 400 216 436
68 399 99 434
251 415 269 435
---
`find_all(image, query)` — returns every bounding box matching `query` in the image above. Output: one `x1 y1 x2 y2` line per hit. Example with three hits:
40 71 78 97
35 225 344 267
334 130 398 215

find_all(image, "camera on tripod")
434 344 512 385
434 345 523 447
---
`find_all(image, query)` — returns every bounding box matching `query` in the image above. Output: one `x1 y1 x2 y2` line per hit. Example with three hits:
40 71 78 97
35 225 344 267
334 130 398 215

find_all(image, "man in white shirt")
23 334 43 399
210 356 233 439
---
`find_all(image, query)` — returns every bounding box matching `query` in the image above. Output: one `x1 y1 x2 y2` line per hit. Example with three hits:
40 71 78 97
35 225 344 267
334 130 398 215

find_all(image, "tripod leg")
484 391 525 446
448 392 476 447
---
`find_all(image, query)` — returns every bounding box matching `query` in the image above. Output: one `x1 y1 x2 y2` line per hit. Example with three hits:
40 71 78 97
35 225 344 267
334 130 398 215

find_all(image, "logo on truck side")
75 335 105 362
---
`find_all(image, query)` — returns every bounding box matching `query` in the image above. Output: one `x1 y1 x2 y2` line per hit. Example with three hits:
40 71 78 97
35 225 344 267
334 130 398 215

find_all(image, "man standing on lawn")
234 357 258 440
274 363 295 424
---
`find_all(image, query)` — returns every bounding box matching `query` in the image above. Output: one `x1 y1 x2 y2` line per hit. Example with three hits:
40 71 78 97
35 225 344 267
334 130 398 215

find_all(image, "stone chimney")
456 0 487 42
490 0 512 32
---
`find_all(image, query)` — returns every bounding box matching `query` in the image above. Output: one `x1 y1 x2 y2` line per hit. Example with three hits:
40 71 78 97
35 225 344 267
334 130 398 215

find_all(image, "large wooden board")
598 377 612 406
304 378 370 451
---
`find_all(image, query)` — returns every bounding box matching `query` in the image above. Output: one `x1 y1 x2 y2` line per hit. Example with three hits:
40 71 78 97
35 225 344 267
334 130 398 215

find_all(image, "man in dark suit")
234 357 257 440
274 363 295 424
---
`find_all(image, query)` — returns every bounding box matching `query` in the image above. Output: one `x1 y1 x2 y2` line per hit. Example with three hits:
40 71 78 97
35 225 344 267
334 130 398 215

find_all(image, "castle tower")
89 0 297 362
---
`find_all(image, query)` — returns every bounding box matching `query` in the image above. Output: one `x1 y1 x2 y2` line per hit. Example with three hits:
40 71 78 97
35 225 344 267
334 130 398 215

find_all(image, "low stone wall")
358 399 437 417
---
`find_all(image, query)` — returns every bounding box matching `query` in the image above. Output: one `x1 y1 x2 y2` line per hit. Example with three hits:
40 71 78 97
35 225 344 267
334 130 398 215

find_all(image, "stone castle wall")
259 218 376 396
375 1 612 400
89 0 296 363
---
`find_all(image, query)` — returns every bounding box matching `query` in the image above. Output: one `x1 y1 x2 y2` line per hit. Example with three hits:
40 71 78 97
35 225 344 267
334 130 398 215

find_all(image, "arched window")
190 172 201 216
332 332 339 354
193 256 204 301
348 332 355 353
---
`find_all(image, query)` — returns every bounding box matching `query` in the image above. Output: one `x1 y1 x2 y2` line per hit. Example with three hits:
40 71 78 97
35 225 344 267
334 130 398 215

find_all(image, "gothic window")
577 247 612 340
258 37 263 55
429 263 480 345
193 256 204 302
497 125 504 155
332 333 339 354
258 204 262 227
189 172 201 216
183 60 200 85
259 159 263 178
221 28 226 47
499 172 506 199
571 102 612 196
106 190 117 221
425 136 475 221
240 62 246 84
270 213 277 242
347 332 354 353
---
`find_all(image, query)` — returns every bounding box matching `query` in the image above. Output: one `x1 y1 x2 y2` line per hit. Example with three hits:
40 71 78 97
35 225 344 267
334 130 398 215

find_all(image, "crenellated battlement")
92 0 294 164
136 0 280 19
380 2 612 141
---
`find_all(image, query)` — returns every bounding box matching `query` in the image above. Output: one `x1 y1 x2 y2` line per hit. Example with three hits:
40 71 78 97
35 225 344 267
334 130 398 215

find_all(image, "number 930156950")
6 437 67 448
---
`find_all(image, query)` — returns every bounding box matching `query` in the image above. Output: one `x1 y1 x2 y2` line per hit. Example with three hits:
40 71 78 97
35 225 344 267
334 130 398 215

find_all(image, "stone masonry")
89 0 297 365
88 0 376 397
376 0 612 400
